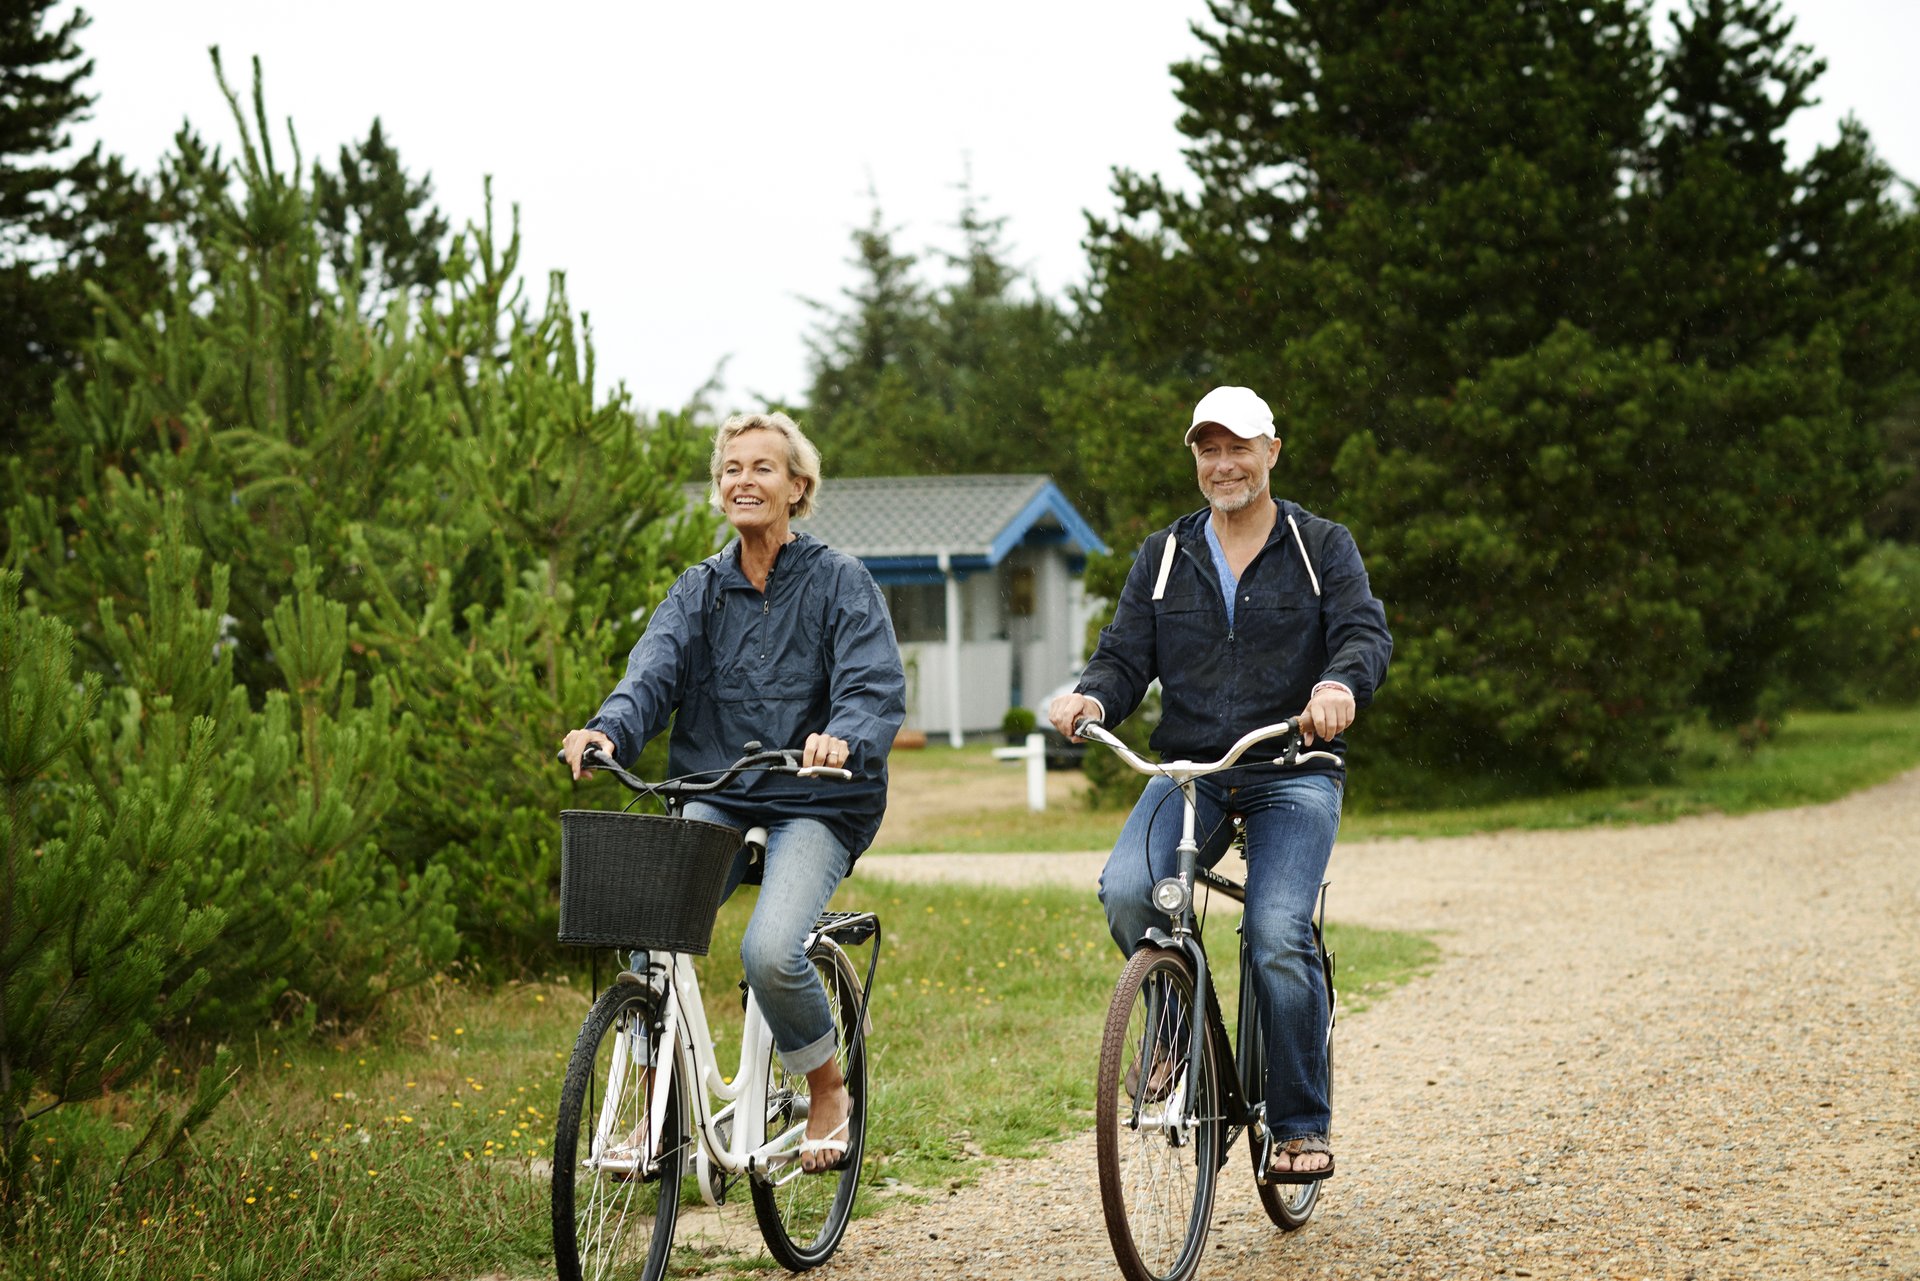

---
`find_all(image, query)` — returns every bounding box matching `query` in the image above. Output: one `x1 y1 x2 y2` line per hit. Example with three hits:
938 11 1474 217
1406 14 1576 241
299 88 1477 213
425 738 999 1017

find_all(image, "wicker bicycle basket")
558 810 741 954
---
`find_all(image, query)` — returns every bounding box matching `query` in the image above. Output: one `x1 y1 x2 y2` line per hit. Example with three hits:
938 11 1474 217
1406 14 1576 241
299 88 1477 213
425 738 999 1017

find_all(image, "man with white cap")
1049 385 1391 1182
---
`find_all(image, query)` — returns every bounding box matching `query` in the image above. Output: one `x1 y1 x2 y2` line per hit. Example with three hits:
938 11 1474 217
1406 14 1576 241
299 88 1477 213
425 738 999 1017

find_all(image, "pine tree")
311 117 451 312
0 571 230 1188
6 55 713 972
0 1 164 457
803 189 1075 479
1075 0 1909 778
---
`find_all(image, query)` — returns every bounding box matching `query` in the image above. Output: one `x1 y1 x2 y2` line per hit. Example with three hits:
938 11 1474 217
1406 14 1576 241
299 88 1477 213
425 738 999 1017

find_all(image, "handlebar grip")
556 744 619 770
1072 718 1103 737
795 766 854 781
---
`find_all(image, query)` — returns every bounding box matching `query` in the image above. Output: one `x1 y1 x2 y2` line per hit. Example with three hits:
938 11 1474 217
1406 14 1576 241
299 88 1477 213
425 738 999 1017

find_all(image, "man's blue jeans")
631 802 850 1076
1098 771 1342 1140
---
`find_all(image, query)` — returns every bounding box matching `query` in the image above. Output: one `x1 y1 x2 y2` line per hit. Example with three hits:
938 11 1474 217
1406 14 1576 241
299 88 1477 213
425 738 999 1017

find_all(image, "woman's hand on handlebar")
801 731 852 770
560 728 616 780
1048 693 1103 742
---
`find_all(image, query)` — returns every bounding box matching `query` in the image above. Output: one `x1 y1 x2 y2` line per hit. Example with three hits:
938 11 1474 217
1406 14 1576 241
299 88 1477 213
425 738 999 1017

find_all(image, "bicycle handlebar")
1072 717 1343 780
558 742 854 799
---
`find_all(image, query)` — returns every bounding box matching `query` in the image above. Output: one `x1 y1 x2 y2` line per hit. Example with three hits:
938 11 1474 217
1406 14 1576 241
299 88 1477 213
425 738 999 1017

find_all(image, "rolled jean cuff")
779 1025 839 1077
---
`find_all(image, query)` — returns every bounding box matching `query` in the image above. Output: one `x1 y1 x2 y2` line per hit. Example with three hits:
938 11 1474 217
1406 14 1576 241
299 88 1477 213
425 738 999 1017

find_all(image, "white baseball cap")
1184 385 1275 446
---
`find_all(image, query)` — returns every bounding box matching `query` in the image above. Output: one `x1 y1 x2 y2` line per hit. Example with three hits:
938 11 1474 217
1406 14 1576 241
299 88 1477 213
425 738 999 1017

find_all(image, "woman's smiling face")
717 427 805 536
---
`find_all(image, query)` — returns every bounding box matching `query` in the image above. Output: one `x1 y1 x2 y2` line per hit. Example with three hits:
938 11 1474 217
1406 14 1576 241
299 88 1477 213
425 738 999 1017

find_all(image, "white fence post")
991 732 1048 812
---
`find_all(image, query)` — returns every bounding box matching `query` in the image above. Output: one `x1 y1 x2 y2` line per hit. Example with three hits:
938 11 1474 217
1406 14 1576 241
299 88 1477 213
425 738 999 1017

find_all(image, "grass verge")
2 881 1432 1280
873 705 1920 850
1343 705 1920 838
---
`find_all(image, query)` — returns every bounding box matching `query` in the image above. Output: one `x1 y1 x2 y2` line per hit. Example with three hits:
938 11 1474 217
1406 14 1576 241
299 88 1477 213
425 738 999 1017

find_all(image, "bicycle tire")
1096 946 1220 1281
750 939 868 1270
553 981 685 1281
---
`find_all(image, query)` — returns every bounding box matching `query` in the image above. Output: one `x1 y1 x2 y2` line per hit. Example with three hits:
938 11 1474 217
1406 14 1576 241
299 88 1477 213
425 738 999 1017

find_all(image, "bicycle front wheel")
1096 946 1220 1281
750 939 868 1271
553 981 685 1281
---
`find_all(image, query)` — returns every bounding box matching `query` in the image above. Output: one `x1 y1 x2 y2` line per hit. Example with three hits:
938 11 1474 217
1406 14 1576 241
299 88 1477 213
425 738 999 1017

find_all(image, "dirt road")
807 768 1920 1279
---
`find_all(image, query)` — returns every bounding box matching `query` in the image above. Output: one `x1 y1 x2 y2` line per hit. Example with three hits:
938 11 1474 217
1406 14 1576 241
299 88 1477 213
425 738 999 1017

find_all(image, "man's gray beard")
1207 485 1259 515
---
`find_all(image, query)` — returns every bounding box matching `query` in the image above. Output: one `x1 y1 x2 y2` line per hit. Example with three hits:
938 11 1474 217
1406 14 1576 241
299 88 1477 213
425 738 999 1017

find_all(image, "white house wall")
899 639 1013 736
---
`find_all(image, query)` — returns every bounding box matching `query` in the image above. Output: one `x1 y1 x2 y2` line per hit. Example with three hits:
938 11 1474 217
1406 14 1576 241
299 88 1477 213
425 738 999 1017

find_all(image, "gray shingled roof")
794 475 1059 558
684 473 1107 568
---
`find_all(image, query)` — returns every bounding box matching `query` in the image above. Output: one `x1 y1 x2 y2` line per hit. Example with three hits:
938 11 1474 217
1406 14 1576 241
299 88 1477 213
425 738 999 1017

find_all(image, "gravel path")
809 768 1920 1280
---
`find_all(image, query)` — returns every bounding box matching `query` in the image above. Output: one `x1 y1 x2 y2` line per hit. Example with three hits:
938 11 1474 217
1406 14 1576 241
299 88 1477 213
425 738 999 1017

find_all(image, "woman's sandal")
1267 1134 1335 1184
796 1116 852 1174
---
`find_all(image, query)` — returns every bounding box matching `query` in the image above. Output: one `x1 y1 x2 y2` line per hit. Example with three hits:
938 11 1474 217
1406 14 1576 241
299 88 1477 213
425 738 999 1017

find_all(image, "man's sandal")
796 1116 852 1174
1267 1134 1335 1184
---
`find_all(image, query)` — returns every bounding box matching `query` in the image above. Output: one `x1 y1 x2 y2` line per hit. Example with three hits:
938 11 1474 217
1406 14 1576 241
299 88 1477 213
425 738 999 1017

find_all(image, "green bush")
1786 541 1920 708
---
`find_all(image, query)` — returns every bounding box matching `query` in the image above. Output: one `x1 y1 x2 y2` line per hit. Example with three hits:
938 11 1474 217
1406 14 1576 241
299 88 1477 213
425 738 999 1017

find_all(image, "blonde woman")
562 411 905 1172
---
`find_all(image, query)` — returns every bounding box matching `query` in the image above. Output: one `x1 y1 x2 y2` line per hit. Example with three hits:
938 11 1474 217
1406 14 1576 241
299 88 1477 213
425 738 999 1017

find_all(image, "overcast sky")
69 1 1919 417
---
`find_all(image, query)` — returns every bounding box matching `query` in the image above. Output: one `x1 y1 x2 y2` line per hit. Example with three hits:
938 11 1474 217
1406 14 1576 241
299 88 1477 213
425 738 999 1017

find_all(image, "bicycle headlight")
1151 877 1190 916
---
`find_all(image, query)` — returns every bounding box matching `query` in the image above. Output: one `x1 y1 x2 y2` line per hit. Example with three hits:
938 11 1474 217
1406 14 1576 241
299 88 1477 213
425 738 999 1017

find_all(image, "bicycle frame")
600 921 870 1206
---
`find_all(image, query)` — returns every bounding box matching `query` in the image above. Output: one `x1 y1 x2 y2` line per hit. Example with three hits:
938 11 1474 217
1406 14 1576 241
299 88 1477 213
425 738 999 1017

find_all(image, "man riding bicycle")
1049 385 1392 1182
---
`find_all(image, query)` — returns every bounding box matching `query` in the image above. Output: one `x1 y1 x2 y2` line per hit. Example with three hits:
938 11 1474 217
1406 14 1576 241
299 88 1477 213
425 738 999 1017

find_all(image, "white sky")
68 1 1919 416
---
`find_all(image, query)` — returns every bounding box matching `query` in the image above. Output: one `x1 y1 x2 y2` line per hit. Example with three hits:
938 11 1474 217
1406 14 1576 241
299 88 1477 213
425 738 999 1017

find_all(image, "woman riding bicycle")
561 410 905 1174
1049 386 1392 1182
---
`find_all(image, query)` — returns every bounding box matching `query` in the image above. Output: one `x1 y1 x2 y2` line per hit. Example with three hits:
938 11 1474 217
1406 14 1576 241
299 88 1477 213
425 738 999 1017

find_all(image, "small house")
797 475 1107 745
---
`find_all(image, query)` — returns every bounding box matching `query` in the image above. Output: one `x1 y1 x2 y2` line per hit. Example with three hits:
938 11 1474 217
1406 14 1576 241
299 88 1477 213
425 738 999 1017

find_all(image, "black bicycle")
1079 718 1341 1281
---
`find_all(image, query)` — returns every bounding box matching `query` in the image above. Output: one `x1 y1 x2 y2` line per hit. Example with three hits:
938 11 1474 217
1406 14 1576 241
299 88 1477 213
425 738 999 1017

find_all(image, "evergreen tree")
802 200 942 473
311 117 451 311
0 1 165 456
1075 0 1909 778
803 188 1075 480
0 571 231 1189
6 55 711 974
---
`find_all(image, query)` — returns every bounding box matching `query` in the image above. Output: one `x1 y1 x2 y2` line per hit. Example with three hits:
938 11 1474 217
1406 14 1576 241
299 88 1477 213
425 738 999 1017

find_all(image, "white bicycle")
551 743 880 1281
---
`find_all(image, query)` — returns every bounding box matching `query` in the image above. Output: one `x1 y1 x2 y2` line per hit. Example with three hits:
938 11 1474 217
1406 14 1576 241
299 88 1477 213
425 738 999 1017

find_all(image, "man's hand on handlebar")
1297 684 1356 747
1049 693 1103 743
560 728 616 780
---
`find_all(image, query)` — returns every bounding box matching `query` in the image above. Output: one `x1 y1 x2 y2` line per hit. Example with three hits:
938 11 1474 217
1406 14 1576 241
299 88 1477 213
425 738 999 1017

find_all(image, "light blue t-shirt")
1202 518 1239 629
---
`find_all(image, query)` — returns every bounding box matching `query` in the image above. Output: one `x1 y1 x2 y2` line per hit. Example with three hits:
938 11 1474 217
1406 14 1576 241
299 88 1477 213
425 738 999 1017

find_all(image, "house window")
1006 565 1036 618
883 583 946 644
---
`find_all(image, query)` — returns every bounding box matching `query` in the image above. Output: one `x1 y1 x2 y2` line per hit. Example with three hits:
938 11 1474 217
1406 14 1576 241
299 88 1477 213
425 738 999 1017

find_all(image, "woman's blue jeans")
630 802 849 1076
1098 771 1342 1140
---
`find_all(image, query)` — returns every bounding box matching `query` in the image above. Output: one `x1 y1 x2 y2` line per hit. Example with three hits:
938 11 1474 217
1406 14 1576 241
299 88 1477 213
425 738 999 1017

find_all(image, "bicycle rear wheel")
1239 951 1321 1231
553 981 685 1281
1096 946 1220 1281
750 939 868 1270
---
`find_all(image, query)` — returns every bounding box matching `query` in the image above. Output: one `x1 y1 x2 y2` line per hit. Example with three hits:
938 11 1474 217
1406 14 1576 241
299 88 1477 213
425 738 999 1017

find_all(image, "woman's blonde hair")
708 411 824 520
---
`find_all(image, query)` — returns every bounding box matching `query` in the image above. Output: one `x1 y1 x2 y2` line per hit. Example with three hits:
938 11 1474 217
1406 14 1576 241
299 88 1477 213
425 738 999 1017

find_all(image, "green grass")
873 705 1920 850
1 881 1432 1280
1342 705 1920 838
